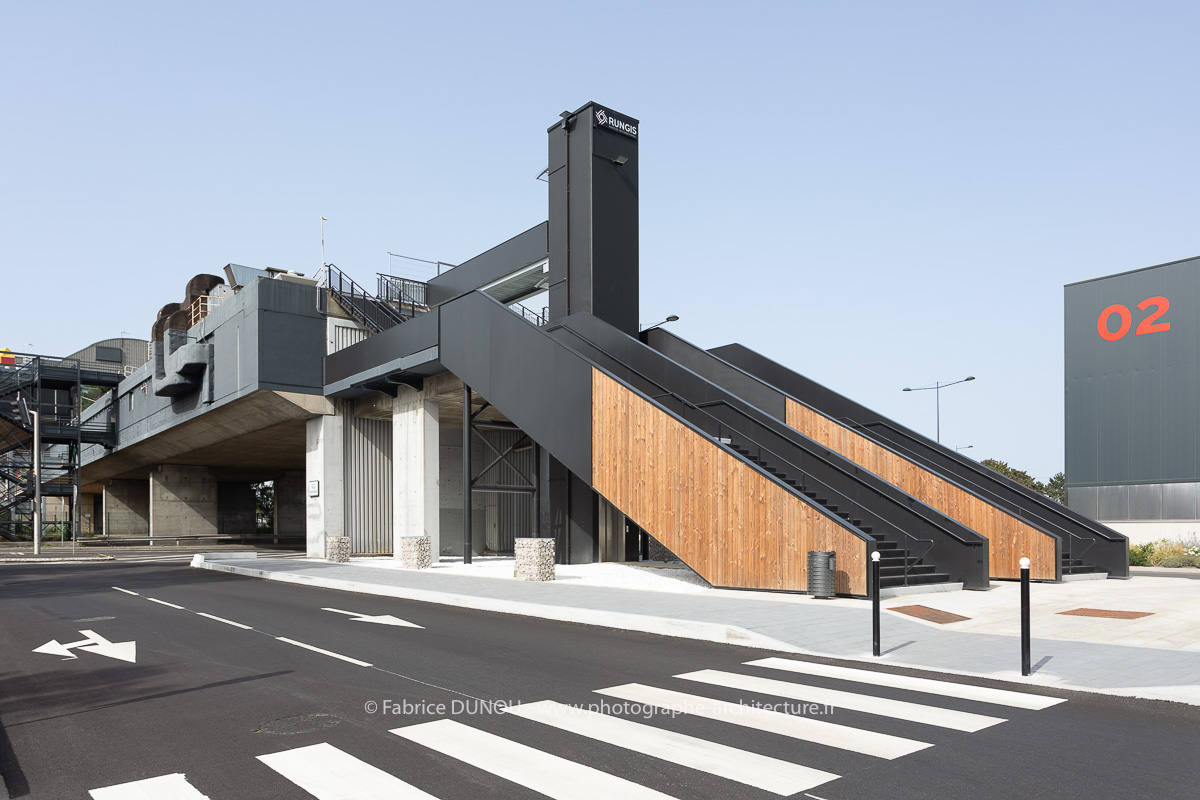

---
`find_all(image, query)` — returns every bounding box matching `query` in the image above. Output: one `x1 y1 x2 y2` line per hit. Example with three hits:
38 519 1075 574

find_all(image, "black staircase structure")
687 341 1129 579
0 353 121 543
543 314 990 591
320 264 426 335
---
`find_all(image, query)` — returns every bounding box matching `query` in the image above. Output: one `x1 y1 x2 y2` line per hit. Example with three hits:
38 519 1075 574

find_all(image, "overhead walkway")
645 332 1128 581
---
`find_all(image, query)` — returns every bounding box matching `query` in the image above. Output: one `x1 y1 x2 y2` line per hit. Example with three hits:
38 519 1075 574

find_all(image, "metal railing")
320 264 407 334
378 273 429 311
188 295 223 327
509 302 549 326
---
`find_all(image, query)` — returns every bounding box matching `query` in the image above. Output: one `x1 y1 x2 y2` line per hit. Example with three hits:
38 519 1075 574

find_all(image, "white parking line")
276 637 373 667
677 670 1006 732
747 658 1066 710
195 612 253 630
394 718 676 799
596 683 930 759
258 742 436 799
89 772 210 799
506 699 839 795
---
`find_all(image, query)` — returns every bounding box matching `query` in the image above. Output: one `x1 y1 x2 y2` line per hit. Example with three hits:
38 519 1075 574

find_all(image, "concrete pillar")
103 479 150 536
274 470 306 539
149 465 218 539
218 482 257 536
392 386 440 559
306 414 344 558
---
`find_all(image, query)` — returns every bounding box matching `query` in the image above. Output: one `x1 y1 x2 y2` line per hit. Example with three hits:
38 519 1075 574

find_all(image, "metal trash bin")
807 550 836 598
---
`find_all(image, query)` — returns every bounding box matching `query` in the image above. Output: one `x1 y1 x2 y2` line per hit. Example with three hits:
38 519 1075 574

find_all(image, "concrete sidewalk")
194 554 1200 706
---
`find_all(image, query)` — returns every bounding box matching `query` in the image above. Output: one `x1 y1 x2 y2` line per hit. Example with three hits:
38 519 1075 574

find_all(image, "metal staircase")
320 264 427 335
0 353 122 542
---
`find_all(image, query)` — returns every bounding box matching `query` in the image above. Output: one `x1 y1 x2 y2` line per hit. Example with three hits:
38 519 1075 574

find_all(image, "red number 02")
1096 296 1171 341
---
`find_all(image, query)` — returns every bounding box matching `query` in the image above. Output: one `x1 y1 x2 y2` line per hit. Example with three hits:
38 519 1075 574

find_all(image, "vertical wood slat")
591 370 867 594
785 399 1057 580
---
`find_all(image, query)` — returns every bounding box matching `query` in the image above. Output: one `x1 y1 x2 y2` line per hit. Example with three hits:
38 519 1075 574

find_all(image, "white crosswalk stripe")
595 683 931 759
89 773 211 799
393 718 678 799
506 699 838 795
747 657 1067 710
89 657 1068 799
676 669 1006 732
257 742 437 799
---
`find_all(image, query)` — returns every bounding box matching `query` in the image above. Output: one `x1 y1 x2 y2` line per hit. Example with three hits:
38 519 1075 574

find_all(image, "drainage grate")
1059 608 1154 620
888 605 970 624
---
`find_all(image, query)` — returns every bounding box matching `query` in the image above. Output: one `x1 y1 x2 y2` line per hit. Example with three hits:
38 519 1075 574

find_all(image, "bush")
1130 542 1156 567
1159 555 1200 568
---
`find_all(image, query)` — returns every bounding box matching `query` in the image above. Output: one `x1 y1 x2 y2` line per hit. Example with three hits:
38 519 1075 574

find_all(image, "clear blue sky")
3 1 1197 481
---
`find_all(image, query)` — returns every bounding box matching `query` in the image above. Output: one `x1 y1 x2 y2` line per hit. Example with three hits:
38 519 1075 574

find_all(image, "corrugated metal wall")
479 429 535 553
344 415 392 554
331 323 368 354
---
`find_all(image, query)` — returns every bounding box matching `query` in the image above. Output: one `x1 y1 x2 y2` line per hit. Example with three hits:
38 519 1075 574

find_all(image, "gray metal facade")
343 414 392 554
1065 255 1200 520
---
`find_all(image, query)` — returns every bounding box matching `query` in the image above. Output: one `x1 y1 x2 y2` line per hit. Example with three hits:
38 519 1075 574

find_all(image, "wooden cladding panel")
592 370 867 594
785 399 1057 580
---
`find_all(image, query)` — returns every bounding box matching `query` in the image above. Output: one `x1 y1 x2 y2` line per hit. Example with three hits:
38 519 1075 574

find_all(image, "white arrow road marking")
322 607 424 628
33 630 137 663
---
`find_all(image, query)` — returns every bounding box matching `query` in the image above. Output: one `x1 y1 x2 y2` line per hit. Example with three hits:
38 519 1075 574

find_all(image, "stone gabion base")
515 537 555 581
646 536 680 563
326 536 351 563
398 536 432 569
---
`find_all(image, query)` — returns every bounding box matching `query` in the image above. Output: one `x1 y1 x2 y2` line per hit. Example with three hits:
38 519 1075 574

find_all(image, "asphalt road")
0 562 1195 799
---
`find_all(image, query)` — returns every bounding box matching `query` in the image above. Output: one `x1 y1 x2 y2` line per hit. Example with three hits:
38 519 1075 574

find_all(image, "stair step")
880 564 935 577
880 572 952 588
873 541 899 551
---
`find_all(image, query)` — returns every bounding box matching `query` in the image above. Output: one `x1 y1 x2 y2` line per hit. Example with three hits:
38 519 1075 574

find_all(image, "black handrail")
377 273 429 311
689 398 981 548
845 416 1125 547
322 264 407 334
551 324 981 550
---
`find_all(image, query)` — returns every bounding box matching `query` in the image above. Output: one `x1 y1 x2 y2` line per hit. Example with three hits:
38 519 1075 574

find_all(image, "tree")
981 459 1065 503
1044 472 1066 504
252 482 274 531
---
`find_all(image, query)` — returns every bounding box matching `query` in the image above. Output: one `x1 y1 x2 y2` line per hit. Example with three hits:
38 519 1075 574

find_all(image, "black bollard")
1020 556 1031 676
872 550 881 657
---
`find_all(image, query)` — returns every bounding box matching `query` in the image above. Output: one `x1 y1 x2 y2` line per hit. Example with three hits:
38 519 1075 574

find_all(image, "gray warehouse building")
1065 255 1200 544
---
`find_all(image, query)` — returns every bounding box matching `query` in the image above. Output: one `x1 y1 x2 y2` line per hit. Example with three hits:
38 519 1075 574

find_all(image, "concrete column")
392 386 440 558
103 479 150 536
149 465 218 539
274 470 306 539
306 413 344 558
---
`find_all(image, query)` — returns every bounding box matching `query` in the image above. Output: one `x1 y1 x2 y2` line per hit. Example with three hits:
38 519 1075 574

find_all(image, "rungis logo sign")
592 106 637 139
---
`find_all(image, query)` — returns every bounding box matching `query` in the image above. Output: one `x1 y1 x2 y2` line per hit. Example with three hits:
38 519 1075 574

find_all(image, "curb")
194 556 804 655
0 555 114 563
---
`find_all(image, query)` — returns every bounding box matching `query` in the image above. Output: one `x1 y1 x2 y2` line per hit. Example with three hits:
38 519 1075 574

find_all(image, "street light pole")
320 216 328 271
903 376 975 444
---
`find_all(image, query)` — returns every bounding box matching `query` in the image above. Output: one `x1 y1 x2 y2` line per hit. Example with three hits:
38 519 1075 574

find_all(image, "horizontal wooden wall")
592 369 867 594
785 399 1057 580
